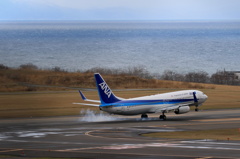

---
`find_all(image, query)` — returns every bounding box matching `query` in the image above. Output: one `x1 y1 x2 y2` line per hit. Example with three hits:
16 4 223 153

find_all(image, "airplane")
73 73 208 120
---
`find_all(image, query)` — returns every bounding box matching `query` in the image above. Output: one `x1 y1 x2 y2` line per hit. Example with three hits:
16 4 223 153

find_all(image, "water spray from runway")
79 109 122 122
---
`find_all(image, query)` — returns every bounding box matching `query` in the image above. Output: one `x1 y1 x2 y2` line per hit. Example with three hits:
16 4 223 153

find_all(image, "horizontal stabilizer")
72 103 99 107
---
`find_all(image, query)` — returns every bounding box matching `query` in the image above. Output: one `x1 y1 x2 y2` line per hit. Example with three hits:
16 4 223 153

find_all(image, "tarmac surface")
0 109 240 159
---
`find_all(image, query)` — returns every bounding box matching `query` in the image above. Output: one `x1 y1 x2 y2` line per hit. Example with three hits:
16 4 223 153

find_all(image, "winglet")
77 90 101 103
78 90 87 100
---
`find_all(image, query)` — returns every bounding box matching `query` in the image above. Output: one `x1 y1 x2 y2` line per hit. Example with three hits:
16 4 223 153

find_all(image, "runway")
0 109 240 159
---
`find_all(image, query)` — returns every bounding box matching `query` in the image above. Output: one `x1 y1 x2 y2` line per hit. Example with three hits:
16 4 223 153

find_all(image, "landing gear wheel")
159 115 166 121
195 108 199 112
141 114 148 119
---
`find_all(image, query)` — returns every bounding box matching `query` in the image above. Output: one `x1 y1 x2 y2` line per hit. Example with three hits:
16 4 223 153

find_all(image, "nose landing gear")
193 92 199 112
195 107 199 112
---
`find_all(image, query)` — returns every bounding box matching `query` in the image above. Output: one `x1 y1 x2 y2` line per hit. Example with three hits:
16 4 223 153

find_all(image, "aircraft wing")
154 104 189 113
72 102 99 107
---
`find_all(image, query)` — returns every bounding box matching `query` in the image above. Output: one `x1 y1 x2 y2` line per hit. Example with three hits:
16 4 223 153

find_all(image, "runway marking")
181 140 240 146
56 143 180 151
85 129 174 142
92 130 129 133
0 149 23 153
85 130 137 140
56 141 240 151
154 120 240 128
192 118 240 122
3 139 87 145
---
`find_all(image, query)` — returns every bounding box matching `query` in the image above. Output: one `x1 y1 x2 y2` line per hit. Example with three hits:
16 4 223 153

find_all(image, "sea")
0 21 240 75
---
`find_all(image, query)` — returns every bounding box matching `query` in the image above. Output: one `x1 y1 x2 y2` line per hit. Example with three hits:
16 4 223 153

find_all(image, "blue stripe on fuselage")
99 98 193 107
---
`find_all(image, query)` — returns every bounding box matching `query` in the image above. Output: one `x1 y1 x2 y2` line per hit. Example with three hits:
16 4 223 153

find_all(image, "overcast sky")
1 0 240 20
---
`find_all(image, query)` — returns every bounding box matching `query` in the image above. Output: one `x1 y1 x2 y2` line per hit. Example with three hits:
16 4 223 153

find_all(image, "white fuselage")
100 90 208 115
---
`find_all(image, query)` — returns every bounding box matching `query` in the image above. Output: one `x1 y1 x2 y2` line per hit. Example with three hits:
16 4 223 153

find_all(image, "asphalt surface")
0 109 240 159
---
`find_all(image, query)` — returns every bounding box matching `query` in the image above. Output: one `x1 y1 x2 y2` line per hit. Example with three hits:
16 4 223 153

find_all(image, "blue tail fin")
94 73 121 104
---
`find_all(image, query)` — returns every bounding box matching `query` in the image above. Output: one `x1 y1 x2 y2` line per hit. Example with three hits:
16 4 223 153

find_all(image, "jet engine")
174 106 190 114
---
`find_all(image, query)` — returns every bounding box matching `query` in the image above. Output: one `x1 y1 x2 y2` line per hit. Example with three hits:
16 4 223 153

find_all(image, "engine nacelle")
174 106 190 114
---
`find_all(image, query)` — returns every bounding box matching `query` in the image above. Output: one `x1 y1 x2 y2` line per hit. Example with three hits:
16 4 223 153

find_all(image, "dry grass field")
0 83 240 118
0 67 215 92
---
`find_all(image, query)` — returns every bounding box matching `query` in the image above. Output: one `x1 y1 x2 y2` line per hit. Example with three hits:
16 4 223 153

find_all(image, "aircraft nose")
203 94 208 101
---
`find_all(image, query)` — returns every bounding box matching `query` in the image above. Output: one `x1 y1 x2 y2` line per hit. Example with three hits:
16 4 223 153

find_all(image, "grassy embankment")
0 68 240 118
0 67 215 92
142 128 240 140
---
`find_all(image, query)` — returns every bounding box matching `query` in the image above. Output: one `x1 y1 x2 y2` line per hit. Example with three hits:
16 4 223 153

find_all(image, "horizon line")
1 19 240 22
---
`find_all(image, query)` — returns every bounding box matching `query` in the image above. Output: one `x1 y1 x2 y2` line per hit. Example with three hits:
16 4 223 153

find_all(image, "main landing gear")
141 113 166 120
141 114 148 119
159 112 166 120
